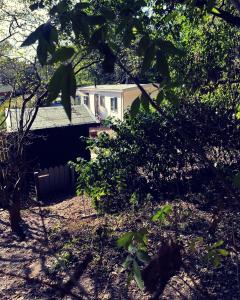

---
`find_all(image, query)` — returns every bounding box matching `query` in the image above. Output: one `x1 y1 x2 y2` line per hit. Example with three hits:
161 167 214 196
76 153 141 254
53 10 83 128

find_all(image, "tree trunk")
8 195 25 239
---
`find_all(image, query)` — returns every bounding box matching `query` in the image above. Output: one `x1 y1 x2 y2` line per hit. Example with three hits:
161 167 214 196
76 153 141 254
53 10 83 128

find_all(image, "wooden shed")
5 105 99 201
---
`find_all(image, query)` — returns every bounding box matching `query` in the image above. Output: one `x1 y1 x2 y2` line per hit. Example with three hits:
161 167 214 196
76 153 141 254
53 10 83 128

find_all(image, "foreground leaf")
47 65 66 103
133 260 144 290
49 46 75 64
61 64 76 121
136 250 151 264
130 97 141 117
21 26 41 46
117 232 134 248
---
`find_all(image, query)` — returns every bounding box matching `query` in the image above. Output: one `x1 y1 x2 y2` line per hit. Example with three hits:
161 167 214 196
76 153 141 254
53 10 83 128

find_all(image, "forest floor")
0 195 239 300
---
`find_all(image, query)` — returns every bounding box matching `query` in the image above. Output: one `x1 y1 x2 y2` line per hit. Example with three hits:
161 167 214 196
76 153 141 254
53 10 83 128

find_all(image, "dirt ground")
0 195 239 300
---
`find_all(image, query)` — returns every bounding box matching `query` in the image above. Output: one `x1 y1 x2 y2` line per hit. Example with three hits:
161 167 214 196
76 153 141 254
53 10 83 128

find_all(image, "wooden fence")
34 164 75 201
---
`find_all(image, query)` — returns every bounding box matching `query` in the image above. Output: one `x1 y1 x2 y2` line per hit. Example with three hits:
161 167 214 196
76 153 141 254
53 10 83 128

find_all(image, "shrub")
74 102 240 213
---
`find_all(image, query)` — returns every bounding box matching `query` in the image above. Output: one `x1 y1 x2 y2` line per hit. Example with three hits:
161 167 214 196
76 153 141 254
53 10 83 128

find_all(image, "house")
76 84 158 121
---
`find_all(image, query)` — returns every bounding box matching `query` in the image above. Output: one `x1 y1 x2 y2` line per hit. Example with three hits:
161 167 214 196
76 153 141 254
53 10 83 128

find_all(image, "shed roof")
6 104 98 132
0 84 13 93
78 83 154 93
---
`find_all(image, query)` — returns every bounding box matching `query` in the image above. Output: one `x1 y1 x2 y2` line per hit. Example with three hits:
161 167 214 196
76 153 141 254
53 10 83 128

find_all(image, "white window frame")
110 97 118 112
75 95 81 105
83 93 89 107
100 95 105 107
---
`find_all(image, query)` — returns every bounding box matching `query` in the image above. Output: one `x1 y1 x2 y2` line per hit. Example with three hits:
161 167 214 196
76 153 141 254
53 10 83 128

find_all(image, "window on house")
75 95 81 105
110 97 118 112
83 93 89 107
100 95 105 107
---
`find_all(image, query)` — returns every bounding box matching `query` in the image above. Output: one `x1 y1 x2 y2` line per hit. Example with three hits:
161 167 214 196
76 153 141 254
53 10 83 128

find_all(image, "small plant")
189 237 229 268
151 204 173 225
51 250 73 272
50 239 79 273
117 229 150 290
48 221 62 238
204 240 229 268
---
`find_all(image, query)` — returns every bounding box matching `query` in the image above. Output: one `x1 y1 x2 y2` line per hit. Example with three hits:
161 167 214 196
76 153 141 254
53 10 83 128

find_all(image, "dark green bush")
74 102 240 213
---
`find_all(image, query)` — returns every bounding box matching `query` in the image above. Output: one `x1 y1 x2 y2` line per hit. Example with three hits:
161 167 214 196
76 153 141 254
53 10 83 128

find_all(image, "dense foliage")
75 102 240 213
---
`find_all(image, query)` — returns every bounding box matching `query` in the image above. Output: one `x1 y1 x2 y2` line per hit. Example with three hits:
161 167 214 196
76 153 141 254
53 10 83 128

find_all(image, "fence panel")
35 164 75 201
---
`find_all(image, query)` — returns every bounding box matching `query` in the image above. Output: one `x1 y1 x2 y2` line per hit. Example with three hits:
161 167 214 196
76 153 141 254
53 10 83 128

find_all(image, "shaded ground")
0 195 239 299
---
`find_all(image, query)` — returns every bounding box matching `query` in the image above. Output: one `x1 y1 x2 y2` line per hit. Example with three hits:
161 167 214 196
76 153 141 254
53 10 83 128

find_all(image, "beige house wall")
123 84 158 113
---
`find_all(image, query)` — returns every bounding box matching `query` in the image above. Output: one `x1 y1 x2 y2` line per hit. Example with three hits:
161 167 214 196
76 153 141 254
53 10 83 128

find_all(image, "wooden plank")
38 168 50 199
49 167 55 197
59 165 65 192
70 167 75 191
54 165 61 192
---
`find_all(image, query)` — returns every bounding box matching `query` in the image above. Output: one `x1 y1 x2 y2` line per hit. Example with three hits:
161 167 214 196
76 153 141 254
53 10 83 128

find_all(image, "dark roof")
6 105 98 132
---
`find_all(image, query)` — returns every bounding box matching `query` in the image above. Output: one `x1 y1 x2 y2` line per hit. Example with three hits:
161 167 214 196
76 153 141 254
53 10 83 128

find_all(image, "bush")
74 102 240 214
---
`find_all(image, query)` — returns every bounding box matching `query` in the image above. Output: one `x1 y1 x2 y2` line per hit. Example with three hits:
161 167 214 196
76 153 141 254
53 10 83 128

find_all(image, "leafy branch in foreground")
117 229 150 290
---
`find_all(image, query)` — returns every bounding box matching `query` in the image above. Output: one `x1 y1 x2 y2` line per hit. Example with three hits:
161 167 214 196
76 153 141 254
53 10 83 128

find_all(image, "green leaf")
152 210 163 222
122 255 133 269
142 43 156 72
90 27 106 48
162 204 172 214
133 260 144 290
47 64 67 103
127 272 133 287
50 27 59 44
41 23 54 43
152 204 172 222
211 240 224 249
72 12 90 40
213 254 221 268
157 40 184 57
134 228 148 245
141 93 149 111
137 35 150 56
156 51 170 79
165 91 180 108
130 97 141 117
218 249 229 256
37 39 48 66
61 64 76 121
21 27 40 46
123 28 135 47
49 47 75 64
136 250 151 264
117 232 134 248
211 7 221 14
156 90 164 105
